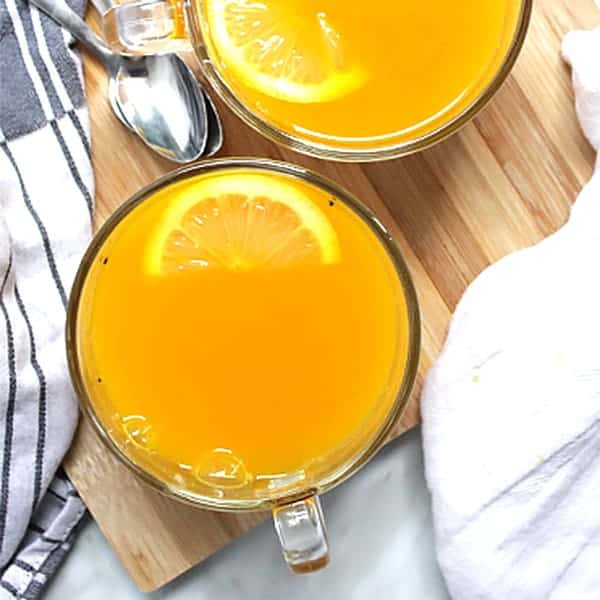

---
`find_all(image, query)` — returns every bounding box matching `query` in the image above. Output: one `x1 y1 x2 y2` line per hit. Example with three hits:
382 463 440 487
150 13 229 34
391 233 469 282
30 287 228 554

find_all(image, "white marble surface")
45 427 451 599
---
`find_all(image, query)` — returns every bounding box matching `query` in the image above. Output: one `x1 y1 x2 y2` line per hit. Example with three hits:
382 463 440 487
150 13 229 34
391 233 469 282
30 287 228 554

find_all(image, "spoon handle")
30 0 114 63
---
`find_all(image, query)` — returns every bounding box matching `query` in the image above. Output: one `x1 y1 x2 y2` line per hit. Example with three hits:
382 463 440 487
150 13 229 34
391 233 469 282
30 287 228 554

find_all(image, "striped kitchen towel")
0 0 91 596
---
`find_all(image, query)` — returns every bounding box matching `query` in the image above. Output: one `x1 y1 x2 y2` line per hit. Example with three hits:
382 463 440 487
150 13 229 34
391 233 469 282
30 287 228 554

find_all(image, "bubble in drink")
121 415 156 452
194 448 252 490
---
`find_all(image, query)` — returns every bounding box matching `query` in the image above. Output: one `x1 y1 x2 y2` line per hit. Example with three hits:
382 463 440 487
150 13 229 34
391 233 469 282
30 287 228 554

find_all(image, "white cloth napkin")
422 27 600 600
0 0 90 596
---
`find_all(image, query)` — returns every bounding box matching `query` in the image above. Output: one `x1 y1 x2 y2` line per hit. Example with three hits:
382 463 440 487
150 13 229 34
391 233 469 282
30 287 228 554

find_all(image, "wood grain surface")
65 0 599 591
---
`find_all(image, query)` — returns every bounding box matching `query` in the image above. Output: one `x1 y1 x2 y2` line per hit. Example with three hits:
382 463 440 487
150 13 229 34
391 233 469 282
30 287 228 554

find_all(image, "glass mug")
66 158 420 572
100 0 532 161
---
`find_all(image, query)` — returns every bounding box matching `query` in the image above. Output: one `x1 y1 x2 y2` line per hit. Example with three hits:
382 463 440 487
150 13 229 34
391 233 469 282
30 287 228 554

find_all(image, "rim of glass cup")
66 158 421 511
188 0 532 162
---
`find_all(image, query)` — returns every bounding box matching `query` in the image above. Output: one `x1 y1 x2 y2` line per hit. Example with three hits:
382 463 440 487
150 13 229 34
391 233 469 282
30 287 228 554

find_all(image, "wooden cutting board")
65 0 599 591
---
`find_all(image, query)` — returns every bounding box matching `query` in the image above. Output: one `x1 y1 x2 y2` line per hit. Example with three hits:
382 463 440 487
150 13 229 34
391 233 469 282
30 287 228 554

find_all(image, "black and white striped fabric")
0 0 90 596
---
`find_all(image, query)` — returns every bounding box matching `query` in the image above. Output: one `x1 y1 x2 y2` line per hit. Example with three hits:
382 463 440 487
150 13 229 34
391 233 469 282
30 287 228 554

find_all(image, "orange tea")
76 165 409 491
197 0 523 151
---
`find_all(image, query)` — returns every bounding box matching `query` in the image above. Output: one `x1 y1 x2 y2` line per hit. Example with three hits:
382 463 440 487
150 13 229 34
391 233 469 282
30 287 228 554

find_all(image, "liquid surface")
77 168 409 491
198 0 522 150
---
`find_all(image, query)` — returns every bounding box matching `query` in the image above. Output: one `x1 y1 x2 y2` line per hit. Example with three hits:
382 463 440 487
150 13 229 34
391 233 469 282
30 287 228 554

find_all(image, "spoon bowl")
111 54 208 162
202 90 224 157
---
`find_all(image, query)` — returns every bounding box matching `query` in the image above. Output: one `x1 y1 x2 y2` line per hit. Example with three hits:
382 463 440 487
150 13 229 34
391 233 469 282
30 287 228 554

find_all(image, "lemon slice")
204 0 366 103
145 172 340 275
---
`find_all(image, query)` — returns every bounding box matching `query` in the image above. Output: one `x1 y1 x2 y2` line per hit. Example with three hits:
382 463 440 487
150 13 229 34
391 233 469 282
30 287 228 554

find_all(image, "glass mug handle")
272 495 330 573
102 0 190 54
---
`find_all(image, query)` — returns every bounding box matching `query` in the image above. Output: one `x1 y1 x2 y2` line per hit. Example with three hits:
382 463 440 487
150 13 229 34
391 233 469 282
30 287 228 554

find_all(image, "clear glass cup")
66 158 421 572
100 0 532 161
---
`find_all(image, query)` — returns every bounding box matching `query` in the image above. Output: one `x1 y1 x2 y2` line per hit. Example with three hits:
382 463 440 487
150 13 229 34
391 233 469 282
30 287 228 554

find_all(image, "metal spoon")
202 89 224 157
30 0 209 163
90 0 222 157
